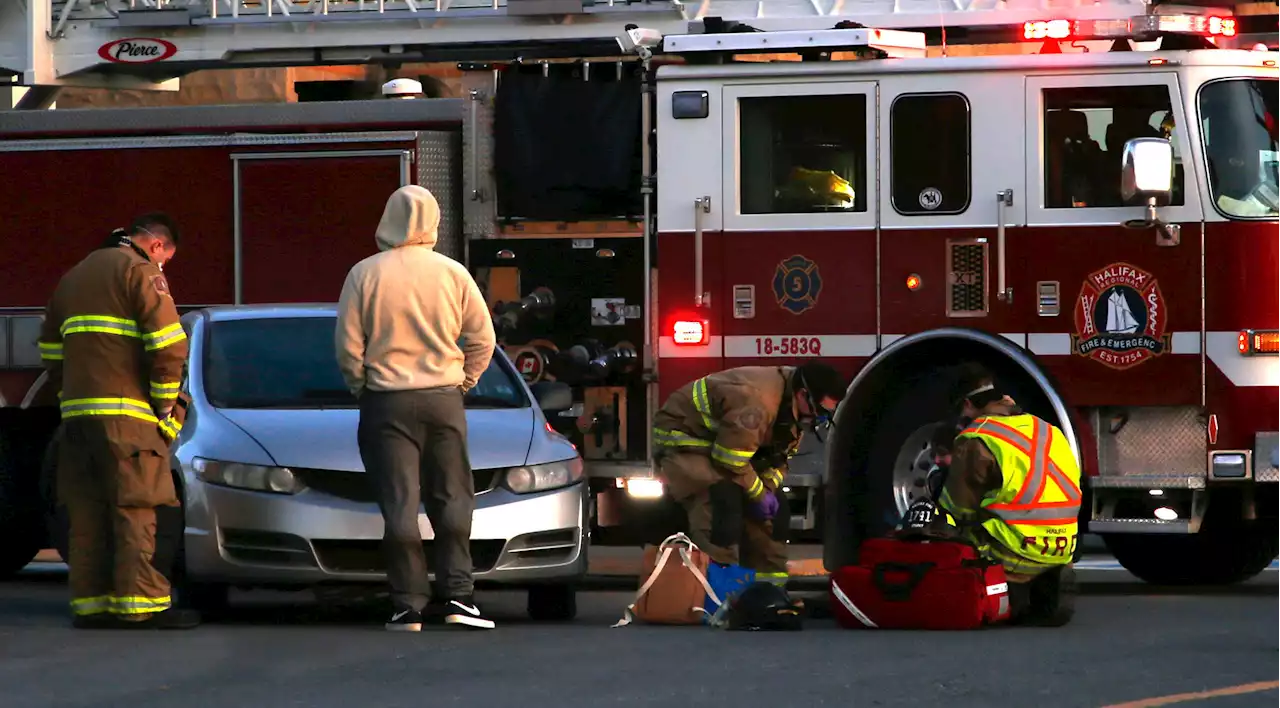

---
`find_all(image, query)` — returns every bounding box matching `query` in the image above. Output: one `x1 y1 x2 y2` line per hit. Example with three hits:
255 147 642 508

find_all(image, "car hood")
215 407 536 472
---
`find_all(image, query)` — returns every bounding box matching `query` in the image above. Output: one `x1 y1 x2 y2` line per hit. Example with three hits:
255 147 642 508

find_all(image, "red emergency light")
672 318 710 346
1021 14 1237 42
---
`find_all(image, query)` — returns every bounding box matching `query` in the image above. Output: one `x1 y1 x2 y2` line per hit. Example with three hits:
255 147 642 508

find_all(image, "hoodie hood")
375 185 440 252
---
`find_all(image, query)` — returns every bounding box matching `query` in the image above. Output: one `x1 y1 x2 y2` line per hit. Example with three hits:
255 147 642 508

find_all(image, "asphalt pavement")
2 550 1276 708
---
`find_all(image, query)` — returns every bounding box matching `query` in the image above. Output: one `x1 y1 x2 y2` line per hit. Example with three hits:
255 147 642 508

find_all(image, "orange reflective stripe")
964 415 1081 525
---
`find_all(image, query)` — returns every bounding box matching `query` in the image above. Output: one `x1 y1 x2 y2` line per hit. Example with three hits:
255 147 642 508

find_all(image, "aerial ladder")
4 0 1271 110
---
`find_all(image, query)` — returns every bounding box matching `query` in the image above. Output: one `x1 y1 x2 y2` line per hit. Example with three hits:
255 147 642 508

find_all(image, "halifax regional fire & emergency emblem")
1071 262 1171 371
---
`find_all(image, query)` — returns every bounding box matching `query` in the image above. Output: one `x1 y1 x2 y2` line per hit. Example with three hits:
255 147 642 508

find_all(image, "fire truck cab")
640 17 1278 584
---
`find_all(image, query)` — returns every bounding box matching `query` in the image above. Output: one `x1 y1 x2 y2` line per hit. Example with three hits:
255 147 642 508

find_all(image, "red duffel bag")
828 536 1011 630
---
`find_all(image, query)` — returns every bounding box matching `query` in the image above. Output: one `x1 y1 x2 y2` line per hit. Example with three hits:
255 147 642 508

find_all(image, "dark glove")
748 490 780 521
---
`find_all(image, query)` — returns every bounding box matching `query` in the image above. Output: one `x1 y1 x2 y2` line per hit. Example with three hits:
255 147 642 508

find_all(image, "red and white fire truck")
0 0 1275 586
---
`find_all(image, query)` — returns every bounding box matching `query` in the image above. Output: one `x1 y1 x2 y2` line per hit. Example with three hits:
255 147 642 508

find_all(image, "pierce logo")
1071 262 1171 370
98 38 178 64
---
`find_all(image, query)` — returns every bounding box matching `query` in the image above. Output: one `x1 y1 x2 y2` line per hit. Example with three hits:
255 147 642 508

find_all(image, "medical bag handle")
871 561 935 602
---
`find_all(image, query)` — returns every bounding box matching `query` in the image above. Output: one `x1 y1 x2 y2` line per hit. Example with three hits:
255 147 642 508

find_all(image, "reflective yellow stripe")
39 341 64 361
143 323 187 352
61 314 141 338
159 416 182 441
150 380 181 400
70 595 112 616
746 476 765 499
60 397 158 424
691 378 717 432
762 468 784 487
110 595 172 615
712 444 754 468
653 428 712 448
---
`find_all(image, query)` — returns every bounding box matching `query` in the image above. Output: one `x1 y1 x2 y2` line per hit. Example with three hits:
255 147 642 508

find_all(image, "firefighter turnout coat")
38 238 189 619
653 366 803 502
39 241 187 428
939 414 1083 583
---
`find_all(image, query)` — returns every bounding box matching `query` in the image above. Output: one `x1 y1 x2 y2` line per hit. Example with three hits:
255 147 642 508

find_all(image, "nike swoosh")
391 611 411 621
449 602 481 616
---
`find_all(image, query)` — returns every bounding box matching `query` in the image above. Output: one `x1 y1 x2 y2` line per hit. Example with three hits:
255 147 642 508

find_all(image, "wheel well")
829 328 1082 473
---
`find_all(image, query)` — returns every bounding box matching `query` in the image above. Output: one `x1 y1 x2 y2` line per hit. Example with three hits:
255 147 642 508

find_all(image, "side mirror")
530 381 574 413
1121 137 1174 204
1119 137 1181 247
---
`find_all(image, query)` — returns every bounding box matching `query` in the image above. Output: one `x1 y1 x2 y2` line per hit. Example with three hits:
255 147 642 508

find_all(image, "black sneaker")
423 600 449 626
443 597 495 630
385 608 423 632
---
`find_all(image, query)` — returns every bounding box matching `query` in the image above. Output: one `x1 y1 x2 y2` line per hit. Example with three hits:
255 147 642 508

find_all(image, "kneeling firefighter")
935 363 1081 626
652 363 847 588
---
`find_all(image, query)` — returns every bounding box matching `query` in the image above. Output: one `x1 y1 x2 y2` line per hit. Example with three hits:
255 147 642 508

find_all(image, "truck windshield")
1199 78 1279 219
201 316 527 410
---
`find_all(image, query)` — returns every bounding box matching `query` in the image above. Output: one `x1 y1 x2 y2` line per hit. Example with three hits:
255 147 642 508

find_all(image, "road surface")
2 549 1275 708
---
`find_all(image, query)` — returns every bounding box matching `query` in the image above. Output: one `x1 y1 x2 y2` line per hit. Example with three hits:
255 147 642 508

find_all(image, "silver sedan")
44 304 589 621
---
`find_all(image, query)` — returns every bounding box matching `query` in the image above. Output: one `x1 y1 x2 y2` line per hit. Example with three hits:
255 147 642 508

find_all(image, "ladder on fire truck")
2 0 1263 108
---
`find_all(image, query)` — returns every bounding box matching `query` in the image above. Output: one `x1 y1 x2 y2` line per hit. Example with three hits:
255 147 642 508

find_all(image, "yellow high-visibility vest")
954 414 1083 575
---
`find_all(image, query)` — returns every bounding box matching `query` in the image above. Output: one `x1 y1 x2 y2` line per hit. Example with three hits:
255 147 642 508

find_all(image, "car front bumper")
181 476 589 587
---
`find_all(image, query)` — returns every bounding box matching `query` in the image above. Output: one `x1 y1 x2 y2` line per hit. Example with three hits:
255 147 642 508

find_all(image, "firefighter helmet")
724 581 804 631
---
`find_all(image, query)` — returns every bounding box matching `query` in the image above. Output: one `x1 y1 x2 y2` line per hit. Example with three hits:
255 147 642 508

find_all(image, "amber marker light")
906 273 923 291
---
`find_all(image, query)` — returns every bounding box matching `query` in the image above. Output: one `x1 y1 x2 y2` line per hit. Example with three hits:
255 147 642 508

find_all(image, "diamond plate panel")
1094 406 1207 478
416 131 463 263
945 239 988 317
1087 474 1206 490
1255 432 1279 482
461 72 498 244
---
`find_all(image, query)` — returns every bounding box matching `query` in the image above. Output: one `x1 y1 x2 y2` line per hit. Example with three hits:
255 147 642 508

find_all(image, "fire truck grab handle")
694 196 712 308
469 90 482 202
996 189 1014 304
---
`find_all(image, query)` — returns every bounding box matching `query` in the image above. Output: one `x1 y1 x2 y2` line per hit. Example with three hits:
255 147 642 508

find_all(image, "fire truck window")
1199 78 1279 219
739 94 868 215
890 93 970 215
1042 85 1185 209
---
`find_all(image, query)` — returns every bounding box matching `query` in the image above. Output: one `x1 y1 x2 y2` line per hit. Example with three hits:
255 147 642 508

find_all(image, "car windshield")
201 316 527 410
1199 78 1279 219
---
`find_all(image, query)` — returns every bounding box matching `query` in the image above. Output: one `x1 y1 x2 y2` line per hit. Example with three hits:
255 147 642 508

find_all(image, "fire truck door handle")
694 196 712 308
996 189 1014 304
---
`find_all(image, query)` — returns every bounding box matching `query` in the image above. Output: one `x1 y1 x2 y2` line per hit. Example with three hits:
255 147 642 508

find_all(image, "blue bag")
703 562 756 624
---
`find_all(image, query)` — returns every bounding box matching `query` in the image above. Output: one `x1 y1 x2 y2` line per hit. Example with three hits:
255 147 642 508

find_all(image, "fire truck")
0 1 1275 587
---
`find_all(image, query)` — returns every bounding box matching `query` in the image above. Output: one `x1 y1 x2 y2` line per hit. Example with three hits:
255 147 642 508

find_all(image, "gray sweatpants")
357 387 475 612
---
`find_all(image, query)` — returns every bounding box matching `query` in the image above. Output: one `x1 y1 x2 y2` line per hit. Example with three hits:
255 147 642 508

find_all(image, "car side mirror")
530 381 574 413
1120 137 1180 247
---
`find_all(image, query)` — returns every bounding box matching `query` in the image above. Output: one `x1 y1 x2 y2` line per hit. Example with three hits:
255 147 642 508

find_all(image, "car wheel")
0 430 45 579
527 583 577 621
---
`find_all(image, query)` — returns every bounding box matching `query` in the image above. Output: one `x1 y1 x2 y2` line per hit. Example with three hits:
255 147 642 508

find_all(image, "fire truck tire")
527 583 577 621
40 431 68 563
1102 523 1278 586
0 430 44 579
832 361 1051 568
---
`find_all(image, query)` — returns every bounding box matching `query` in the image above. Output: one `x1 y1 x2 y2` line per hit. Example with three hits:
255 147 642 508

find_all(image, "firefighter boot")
1023 564 1077 627
119 607 202 630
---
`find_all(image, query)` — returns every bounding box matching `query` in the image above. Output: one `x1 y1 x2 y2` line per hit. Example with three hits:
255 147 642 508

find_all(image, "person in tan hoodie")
335 185 497 632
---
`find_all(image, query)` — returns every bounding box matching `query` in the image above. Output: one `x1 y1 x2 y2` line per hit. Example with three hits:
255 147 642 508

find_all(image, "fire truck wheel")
0 431 44 579
527 583 578 621
832 361 1050 568
1102 521 1279 586
40 431 69 563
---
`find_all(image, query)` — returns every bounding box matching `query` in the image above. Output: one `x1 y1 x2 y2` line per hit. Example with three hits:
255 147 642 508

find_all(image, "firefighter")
936 362 1080 626
38 214 198 630
652 362 846 588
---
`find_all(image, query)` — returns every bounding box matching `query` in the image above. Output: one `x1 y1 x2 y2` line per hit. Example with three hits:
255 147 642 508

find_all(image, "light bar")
673 319 709 346
663 27 927 59
1238 329 1279 356
1021 14 1237 42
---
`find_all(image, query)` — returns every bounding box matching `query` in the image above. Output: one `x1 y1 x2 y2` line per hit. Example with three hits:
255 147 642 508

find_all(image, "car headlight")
194 458 305 495
503 457 584 494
